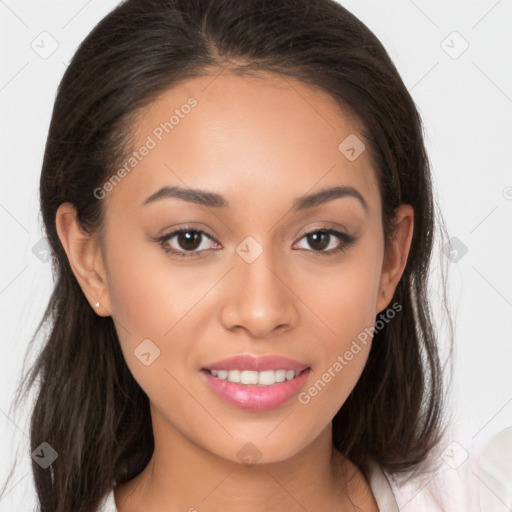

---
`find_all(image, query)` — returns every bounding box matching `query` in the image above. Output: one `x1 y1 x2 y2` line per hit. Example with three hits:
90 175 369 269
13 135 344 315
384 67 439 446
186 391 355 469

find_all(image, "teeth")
240 370 258 385
209 369 302 386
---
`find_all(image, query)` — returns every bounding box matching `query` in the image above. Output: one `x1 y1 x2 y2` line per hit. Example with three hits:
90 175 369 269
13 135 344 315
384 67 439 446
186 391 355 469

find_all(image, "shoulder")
96 489 117 512
380 426 482 511
478 426 512 511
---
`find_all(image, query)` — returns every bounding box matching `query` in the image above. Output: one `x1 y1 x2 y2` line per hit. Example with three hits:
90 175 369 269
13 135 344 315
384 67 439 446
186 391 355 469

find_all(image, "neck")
115 406 360 511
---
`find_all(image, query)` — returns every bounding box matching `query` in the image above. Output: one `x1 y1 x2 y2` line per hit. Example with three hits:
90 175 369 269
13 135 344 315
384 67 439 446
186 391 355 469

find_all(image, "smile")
200 368 311 411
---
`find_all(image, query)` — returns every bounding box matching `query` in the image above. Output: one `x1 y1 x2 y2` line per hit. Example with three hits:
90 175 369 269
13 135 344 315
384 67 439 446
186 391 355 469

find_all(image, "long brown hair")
3 0 453 510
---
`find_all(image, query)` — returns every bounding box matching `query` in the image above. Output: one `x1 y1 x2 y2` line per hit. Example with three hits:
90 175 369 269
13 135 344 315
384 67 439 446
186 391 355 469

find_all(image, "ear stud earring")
95 302 100 308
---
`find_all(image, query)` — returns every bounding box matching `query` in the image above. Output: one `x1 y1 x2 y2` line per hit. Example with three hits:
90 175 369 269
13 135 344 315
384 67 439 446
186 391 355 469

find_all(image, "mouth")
199 354 312 411
199 365 312 412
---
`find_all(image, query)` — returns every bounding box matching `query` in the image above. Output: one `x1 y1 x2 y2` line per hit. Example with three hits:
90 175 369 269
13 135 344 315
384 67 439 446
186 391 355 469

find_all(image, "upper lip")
201 354 310 372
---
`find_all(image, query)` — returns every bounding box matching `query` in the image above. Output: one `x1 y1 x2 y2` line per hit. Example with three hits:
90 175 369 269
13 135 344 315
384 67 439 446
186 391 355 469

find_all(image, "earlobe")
55 202 111 316
375 204 414 315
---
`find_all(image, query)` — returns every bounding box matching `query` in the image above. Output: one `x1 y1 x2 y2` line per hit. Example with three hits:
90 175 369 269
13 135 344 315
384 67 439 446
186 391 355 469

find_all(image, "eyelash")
157 225 356 259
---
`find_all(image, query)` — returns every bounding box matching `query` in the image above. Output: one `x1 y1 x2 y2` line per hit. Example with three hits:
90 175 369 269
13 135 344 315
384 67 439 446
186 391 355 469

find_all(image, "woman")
6 0 480 510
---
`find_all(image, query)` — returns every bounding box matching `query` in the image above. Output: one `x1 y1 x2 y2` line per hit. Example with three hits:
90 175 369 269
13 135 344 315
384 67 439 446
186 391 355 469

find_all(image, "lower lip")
200 369 311 411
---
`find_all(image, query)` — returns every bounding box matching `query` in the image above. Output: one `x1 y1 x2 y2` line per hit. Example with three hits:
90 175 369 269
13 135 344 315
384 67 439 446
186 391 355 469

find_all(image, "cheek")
104 229 204 336
298 287 376 432
296 246 383 417
103 231 216 393
306 252 383 347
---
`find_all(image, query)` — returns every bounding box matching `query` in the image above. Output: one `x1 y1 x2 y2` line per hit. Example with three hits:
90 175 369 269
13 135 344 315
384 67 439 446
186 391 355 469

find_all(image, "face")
59 71 413 466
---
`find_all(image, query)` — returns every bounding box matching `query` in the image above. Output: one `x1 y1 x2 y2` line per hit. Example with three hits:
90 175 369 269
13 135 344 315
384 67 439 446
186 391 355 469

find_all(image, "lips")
199 354 311 411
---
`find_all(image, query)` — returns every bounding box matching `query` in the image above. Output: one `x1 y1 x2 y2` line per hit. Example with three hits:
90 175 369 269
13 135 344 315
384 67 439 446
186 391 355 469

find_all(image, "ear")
55 202 112 316
375 203 414 315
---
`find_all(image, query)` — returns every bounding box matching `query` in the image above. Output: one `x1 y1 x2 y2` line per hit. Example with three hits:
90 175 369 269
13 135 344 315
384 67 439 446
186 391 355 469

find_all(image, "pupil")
308 232 329 251
179 231 201 251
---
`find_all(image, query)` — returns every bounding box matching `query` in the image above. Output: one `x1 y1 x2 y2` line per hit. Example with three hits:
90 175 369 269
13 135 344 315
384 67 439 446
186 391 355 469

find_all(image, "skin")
56 71 413 511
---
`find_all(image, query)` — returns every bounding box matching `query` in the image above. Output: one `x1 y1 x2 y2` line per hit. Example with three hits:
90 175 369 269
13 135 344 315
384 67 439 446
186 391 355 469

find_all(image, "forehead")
105 71 380 216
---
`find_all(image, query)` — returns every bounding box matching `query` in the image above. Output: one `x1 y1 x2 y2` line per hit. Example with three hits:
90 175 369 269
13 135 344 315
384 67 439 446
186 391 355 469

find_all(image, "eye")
157 227 220 258
294 228 356 256
157 225 356 258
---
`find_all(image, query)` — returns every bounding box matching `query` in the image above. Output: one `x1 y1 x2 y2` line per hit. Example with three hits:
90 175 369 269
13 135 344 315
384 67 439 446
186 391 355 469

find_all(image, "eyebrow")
141 185 368 212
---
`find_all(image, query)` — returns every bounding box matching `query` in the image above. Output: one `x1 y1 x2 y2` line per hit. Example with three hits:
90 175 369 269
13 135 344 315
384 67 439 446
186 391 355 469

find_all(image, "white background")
0 0 511 509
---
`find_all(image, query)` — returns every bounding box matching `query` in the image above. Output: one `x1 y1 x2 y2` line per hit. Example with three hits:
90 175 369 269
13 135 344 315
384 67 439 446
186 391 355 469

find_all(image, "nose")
218 243 299 338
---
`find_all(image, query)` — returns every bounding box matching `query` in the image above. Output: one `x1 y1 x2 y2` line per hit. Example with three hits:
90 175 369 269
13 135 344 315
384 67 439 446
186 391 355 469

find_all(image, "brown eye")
305 232 331 251
295 228 356 255
158 228 219 257
175 231 202 251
